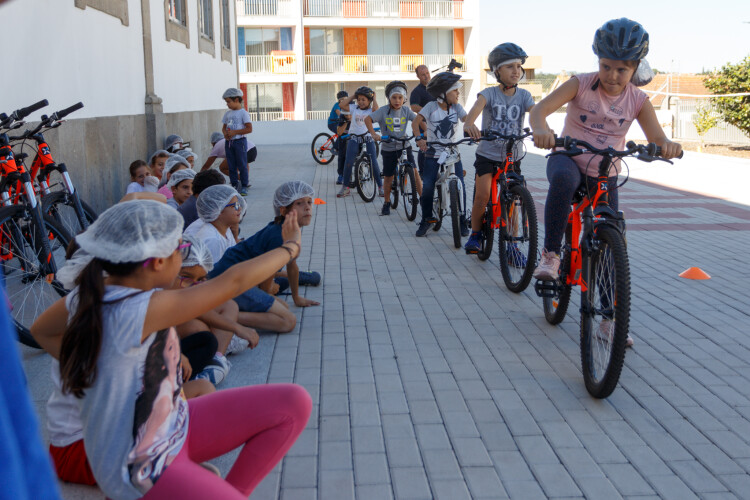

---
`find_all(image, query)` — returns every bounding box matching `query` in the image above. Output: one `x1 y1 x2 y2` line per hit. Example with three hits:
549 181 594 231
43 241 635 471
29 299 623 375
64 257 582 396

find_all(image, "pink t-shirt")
560 72 648 177
158 184 173 199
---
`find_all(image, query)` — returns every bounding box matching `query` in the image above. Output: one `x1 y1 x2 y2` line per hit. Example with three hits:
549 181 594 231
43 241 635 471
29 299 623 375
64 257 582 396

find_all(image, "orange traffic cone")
679 267 711 280
314 198 326 205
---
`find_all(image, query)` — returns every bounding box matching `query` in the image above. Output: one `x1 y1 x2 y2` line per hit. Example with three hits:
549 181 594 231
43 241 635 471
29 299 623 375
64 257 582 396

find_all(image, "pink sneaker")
596 320 634 348
533 249 560 280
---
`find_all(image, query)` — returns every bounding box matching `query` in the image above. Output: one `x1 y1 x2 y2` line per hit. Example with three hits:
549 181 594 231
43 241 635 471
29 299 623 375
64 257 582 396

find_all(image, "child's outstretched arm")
636 100 682 159
288 259 320 308
365 116 381 142
371 93 379 112
464 95 486 139
413 114 427 152
530 78 579 149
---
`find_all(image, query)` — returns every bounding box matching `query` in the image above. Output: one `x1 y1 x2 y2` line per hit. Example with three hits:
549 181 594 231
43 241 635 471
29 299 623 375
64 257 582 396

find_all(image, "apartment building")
235 0 480 121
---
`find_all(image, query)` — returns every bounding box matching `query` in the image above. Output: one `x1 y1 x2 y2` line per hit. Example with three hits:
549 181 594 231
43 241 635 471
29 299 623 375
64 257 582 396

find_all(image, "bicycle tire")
542 233 572 325
433 187 443 231
311 132 335 165
0 208 72 349
401 165 418 221
355 157 376 202
497 184 538 293
449 179 461 248
42 191 98 236
477 201 494 261
580 224 630 399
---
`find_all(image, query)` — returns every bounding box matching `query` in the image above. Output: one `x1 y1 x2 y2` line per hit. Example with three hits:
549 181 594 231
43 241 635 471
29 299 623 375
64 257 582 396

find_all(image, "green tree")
692 103 719 152
704 56 750 138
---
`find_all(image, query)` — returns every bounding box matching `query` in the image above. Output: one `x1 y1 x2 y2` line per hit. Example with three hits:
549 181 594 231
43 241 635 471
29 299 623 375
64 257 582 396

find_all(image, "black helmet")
385 81 408 98
593 18 649 61
336 90 349 99
354 86 375 100
488 43 527 71
426 72 462 100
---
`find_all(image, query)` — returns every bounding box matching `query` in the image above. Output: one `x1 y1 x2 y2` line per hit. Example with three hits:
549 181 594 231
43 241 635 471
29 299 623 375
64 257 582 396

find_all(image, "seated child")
166 169 195 209
177 148 197 169
164 133 185 153
125 160 158 194
184 184 245 264
148 149 170 180
158 154 191 199
178 169 226 229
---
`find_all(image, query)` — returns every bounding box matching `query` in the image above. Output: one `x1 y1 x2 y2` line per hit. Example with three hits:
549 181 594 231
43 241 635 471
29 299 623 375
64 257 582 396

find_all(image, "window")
199 0 214 40
165 0 189 47
367 29 399 55
309 82 344 111
309 28 343 56
168 0 187 25
221 0 231 49
244 28 280 56
423 29 453 55
246 84 283 113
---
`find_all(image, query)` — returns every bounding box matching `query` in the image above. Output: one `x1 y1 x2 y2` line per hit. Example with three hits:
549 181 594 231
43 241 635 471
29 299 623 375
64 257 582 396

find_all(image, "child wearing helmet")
365 81 419 216
464 42 535 255
530 18 682 347
222 87 253 196
412 72 469 237
336 86 384 198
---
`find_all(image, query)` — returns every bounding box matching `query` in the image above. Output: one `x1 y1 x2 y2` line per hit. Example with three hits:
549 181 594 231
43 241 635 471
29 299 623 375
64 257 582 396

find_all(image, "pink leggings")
142 384 311 499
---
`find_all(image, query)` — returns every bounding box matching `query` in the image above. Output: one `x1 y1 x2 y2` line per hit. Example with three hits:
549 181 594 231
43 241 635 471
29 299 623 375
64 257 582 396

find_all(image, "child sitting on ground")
177 148 197 169
148 149 170 180
158 155 191 199
164 134 185 154
167 169 195 209
178 169 226 230
184 184 244 264
126 160 159 194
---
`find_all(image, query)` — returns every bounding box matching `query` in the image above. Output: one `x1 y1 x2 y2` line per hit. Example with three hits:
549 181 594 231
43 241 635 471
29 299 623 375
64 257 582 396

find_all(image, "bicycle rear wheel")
355 157 376 202
477 201 494 261
401 166 418 221
542 232 572 325
449 179 462 248
43 191 97 236
390 173 400 210
497 184 538 293
433 187 443 231
580 224 630 399
0 208 71 348
311 132 335 165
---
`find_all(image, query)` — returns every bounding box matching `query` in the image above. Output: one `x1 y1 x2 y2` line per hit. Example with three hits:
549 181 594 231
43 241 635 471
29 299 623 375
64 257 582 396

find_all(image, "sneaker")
533 249 560 280
298 271 321 286
464 232 481 253
506 243 528 268
460 218 470 237
595 320 634 348
226 336 249 355
378 185 385 197
380 202 391 216
336 175 343 185
337 186 351 198
239 186 248 196
193 353 231 385
416 221 433 237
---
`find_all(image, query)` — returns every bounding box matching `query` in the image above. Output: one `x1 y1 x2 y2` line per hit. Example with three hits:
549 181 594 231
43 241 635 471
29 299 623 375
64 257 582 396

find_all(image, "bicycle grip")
653 145 684 160
553 136 567 148
57 102 84 119
17 99 49 119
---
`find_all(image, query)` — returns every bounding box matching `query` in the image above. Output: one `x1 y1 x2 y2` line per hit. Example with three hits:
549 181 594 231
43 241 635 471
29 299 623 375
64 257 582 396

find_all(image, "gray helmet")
488 43 527 71
222 87 243 99
593 18 649 61
426 72 462 100
385 81 408 99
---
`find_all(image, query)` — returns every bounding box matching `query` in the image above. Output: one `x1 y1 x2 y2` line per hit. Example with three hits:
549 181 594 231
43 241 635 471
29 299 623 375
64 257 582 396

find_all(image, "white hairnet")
167 168 195 188
273 181 315 216
210 132 223 144
177 148 196 160
161 155 191 185
164 134 184 151
180 234 213 272
197 184 246 222
222 88 243 99
58 200 184 287
148 149 169 165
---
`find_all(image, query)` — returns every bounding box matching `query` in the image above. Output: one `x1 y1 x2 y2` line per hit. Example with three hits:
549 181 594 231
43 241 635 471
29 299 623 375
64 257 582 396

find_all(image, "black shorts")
381 148 415 177
474 153 502 178
247 146 258 164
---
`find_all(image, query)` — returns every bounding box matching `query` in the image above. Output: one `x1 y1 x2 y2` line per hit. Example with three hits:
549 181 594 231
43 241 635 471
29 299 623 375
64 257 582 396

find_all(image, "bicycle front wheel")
497 184 538 293
0 208 72 349
478 201 494 261
449 179 462 248
390 175 400 210
355 158 376 202
580 224 630 399
43 191 98 237
311 132 335 165
401 166 418 221
433 187 443 231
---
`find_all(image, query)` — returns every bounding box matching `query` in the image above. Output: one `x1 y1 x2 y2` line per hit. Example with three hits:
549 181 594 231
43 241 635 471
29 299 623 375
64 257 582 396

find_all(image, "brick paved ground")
22 143 750 499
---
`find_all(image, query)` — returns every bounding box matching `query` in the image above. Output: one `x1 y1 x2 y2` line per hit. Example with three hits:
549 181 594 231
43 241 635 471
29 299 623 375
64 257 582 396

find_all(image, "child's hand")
659 140 683 160
464 123 481 140
236 326 259 349
269 281 280 295
533 129 556 149
281 210 302 257
372 133 382 143
294 296 320 308
180 354 192 382
416 137 427 152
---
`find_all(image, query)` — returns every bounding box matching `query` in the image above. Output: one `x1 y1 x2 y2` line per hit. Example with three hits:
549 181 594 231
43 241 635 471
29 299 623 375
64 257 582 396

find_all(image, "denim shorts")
233 286 275 313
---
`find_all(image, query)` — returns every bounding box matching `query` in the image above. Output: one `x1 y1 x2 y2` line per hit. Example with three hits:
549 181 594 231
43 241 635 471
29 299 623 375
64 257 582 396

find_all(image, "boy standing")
221 88 253 196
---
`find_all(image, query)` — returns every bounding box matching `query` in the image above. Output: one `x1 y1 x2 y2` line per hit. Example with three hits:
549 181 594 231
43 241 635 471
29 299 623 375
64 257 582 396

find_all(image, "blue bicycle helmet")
593 18 649 61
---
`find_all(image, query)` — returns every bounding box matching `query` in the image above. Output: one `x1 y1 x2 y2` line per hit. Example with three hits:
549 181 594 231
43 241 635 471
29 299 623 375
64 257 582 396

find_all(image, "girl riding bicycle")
337 87 383 198
464 43 535 254
530 18 682 346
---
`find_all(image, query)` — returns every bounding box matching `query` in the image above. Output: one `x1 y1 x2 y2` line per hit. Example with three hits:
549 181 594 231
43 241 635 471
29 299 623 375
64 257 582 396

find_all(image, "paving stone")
354 452 390 485
391 467 432 500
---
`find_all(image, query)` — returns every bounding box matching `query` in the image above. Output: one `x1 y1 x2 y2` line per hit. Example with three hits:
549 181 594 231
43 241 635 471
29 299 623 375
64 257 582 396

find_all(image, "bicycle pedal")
534 280 560 298
465 249 479 255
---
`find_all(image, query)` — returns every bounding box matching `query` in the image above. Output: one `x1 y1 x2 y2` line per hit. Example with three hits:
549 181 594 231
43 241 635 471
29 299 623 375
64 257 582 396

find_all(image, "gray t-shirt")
71 286 189 500
370 105 417 152
419 101 467 158
475 87 534 162
222 108 252 133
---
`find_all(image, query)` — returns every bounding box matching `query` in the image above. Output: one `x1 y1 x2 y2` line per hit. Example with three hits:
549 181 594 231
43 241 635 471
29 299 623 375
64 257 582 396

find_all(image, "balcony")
239 52 297 74
306 110 330 120
305 54 466 74
247 111 295 121
236 0 294 17
304 0 463 19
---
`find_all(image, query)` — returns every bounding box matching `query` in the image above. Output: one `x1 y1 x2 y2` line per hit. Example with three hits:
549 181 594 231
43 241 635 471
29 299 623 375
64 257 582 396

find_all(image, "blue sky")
478 0 750 74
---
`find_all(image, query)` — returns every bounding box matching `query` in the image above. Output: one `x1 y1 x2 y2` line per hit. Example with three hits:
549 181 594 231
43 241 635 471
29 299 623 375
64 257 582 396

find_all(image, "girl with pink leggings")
31 200 310 500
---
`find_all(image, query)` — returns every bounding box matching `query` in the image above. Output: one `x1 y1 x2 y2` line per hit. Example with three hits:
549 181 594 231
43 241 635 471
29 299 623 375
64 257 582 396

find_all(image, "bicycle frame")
434 146 464 216
487 137 527 232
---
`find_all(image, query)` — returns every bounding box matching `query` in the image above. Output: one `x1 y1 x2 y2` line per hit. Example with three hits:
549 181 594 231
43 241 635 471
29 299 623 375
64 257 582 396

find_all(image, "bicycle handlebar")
17 99 49 120
552 136 683 163
56 102 84 120
380 135 415 144
482 127 532 142
424 136 478 148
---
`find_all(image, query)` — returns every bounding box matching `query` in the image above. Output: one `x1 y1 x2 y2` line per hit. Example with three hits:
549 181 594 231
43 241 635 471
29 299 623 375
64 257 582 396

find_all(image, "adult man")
409 65 435 193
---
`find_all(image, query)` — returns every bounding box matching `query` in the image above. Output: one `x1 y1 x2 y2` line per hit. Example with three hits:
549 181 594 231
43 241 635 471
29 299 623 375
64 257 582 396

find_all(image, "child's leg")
453 160 466 215
179 330 218 376
419 157 439 224
366 140 382 187
543 155 582 253
178 318 232 357
471 154 497 231
337 137 348 177
381 150 398 200
406 147 422 195
224 140 239 187
235 291 297 333
237 139 250 187
49 440 97 486
183 378 216 399
342 139 360 187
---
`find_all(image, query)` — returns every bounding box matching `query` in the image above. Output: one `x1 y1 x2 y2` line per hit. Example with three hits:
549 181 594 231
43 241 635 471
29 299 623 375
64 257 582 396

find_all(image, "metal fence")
673 98 750 146
247 111 295 121
304 54 466 73
238 54 297 74
236 0 293 16
303 0 462 18
306 110 329 120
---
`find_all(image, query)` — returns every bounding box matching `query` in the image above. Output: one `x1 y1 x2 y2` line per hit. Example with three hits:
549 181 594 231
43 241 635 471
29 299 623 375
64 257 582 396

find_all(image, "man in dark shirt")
409 64 435 192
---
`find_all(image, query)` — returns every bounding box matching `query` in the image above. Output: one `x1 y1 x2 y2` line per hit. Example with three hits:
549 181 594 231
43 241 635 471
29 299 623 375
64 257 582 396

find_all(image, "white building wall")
4 0 147 120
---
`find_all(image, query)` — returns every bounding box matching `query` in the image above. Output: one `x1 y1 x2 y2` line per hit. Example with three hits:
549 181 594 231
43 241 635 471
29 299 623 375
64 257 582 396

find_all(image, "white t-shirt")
184 219 236 264
348 106 374 137
47 360 84 447
419 101 467 158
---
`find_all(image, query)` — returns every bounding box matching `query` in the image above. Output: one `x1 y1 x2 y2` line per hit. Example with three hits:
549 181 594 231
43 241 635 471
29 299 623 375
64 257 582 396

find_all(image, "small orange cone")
314 198 326 205
679 267 711 280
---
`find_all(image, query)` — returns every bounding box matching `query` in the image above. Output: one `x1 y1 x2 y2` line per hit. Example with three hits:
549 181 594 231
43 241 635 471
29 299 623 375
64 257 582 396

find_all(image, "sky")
478 0 750 74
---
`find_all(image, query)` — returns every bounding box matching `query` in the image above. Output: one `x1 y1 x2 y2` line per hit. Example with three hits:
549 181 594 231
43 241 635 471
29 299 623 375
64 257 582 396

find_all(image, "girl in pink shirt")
529 18 682 346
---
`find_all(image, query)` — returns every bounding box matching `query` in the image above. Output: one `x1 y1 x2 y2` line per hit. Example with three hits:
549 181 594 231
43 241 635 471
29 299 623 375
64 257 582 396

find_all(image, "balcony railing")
239 54 297 74
247 111 295 121
304 0 463 19
305 54 466 73
236 0 293 17
306 110 330 120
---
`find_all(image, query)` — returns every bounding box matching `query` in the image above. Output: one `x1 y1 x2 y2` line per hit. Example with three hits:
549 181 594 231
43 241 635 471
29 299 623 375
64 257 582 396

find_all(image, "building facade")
235 0 480 120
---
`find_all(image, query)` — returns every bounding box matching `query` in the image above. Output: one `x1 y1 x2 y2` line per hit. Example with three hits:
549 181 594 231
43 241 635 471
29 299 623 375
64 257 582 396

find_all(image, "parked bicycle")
471 128 538 293
380 135 419 221
0 100 73 349
534 137 682 398
424 137 469 248
340 132 382 203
